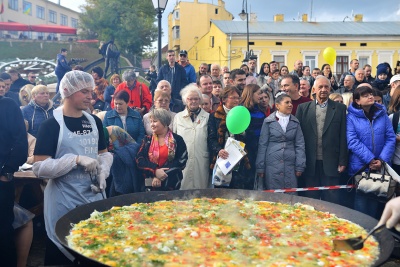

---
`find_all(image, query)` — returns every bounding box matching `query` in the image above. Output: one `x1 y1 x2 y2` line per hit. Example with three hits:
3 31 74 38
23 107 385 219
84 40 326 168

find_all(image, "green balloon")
226 106 251 134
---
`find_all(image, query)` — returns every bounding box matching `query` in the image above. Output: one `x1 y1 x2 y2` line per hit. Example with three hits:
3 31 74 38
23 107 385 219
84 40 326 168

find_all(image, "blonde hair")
154 90 171 101
19 84 34 106
31 85 48 96
329 93 343 102
341 92 353 109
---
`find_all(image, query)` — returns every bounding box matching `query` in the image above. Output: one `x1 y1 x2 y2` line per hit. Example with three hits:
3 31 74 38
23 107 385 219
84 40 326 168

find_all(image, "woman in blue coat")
103 90 145 144
347 86 396 219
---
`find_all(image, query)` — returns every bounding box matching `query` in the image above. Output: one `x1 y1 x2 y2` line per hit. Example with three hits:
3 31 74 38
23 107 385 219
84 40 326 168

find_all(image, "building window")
377 50 394 68
61 14 68 26
274 55 285 69
49 10 57 23
304 56 316 70
358 56 369 69
174 10 179 19
37 6 45 19
8 0 18 11
355 50 373 69
336 56 349 78
71 18 78 28
215 8 218 14
23 1 32 15
173 26 180 39
37 32 45 40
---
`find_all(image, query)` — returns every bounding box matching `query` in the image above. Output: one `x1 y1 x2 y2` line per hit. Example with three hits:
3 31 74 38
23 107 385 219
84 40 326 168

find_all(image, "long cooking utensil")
333 224 386 251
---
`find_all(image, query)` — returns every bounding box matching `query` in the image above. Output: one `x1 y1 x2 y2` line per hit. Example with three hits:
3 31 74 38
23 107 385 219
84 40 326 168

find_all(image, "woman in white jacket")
173 84 210 189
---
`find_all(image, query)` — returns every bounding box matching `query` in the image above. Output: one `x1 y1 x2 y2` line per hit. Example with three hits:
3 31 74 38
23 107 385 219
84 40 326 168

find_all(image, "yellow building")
187 15 400 77
168 0 233 53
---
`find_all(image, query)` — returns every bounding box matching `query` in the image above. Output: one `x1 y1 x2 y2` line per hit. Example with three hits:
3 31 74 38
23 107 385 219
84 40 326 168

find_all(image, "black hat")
179 50 188 56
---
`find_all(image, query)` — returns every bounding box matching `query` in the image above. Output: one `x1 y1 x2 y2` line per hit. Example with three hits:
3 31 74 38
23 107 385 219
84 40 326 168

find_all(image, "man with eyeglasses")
0 72 20 106
178 50 196 84
229 69 247 92
26 72 37 85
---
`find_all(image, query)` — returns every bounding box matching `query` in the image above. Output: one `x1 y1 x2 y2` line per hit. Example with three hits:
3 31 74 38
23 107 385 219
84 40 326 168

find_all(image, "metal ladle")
332 224 386 251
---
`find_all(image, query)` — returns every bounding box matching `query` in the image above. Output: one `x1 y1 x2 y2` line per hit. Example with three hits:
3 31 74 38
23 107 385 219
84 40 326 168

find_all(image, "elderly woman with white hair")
173 84 210 189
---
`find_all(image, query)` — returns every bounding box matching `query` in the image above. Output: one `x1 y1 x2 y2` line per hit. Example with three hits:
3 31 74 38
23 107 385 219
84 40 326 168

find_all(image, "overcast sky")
54 0 400 47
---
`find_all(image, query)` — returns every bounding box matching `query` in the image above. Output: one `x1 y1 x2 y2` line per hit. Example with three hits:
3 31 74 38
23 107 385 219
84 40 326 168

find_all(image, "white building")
0 0 80 40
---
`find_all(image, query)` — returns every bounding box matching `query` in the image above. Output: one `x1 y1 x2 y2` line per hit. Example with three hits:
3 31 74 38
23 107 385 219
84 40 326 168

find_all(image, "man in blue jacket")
156 50 188 100
178 50 196 84
55 48 71 93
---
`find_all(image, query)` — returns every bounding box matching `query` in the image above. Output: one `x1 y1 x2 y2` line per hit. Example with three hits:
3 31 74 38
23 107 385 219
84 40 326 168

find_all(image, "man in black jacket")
0 94 28 266
8 69 30 94
156 50 188 100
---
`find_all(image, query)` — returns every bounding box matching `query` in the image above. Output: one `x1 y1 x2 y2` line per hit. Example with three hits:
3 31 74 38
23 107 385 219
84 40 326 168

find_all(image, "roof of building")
212 21 400 36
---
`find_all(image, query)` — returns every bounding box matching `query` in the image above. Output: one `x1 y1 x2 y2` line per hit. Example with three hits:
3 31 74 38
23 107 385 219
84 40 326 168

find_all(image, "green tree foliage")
79 0 158 55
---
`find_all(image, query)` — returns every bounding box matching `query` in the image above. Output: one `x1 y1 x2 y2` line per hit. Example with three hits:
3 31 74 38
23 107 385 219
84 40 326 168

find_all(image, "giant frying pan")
56 189 394 266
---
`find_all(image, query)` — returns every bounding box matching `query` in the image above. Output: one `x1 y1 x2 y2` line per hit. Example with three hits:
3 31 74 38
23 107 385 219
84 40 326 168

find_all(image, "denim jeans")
354 193 380 219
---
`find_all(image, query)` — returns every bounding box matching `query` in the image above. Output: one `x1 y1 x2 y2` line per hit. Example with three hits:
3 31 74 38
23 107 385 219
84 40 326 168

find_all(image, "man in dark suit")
296 75 348 205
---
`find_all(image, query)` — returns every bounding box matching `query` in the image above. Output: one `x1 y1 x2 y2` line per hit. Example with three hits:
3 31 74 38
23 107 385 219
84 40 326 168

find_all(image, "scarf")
276 111 290 133
148 130 176 166
210 105 251 170
108 126 135 152
188 107 201 122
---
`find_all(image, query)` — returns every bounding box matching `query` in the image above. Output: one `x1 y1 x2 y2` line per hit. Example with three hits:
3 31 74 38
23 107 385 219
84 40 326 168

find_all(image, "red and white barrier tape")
264 185 354 193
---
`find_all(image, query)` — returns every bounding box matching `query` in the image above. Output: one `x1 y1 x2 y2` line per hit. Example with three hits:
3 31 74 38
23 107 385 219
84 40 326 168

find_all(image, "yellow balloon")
323 47 337 66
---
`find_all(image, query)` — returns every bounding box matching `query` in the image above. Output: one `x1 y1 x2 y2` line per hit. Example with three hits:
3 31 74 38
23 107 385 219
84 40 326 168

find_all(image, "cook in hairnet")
33 70 113 265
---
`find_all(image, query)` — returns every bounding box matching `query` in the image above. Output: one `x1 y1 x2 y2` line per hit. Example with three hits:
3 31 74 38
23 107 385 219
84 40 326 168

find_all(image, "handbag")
212 159 232 187
353 160 397 201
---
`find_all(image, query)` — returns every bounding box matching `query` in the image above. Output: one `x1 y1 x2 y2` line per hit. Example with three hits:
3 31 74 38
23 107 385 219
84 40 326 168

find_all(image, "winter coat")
103 107 145 144
156 62 189 100
111 81 152 112
109 142 141 196
256 112 306 190
9 77 30 93
173 108 210 190
347 103 396 176
207 105 252 189
21 100 55 137
135 133 188 190
181 63 196 83
103 85 116 111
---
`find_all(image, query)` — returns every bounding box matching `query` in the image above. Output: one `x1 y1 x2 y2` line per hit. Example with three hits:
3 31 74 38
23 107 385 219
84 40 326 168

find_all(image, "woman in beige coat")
173 84 210 189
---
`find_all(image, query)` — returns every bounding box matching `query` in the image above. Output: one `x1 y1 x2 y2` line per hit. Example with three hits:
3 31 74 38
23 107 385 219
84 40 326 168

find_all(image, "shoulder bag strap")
393 111 400 133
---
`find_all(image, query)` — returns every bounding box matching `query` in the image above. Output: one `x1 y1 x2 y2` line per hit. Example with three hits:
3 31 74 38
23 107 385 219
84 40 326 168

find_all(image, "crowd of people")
2 48 400 265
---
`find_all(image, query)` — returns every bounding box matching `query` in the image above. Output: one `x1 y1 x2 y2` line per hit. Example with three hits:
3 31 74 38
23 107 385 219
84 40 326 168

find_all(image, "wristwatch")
0 173 13 181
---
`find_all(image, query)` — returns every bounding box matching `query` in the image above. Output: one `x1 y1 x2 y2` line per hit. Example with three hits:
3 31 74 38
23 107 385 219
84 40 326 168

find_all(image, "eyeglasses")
228 96 241 101
180 54 187 58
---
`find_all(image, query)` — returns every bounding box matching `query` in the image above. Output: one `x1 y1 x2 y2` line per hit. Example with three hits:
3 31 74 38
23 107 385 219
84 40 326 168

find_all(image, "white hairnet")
60 70 95 99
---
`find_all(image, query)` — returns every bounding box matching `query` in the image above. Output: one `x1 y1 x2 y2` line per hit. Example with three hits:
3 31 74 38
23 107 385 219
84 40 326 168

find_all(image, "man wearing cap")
111 69 152 115
156 50 188 100
178 50 196 84
33 70 113 265
383 74 400 108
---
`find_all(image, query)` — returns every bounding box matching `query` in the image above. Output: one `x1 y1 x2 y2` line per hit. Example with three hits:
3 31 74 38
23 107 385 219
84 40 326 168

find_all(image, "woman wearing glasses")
207 85 252 189
173 84 210 190
143 90 176 135
103 90 145 144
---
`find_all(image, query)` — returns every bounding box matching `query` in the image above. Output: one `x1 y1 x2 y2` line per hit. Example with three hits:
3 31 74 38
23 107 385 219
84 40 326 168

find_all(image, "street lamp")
238 0 249 62
152 0 169 69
